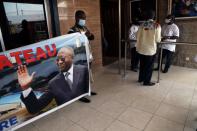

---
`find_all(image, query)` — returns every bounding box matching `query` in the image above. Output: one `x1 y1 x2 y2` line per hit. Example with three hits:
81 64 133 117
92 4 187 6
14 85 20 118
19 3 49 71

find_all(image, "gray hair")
58 46 74 58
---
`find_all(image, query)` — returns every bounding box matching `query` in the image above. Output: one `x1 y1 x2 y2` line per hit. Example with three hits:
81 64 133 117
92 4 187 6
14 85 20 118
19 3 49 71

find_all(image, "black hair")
132 17 140 25
143 10 155 20
21 19 28 29
166 14 175 23
75 10 85 18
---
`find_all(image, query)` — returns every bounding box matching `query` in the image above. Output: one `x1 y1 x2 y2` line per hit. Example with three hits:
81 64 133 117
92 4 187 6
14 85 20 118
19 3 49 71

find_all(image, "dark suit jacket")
21 65 89 114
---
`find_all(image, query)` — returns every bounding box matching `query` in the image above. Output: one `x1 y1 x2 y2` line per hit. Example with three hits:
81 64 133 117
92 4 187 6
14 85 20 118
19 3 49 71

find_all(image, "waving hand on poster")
17 65 35 90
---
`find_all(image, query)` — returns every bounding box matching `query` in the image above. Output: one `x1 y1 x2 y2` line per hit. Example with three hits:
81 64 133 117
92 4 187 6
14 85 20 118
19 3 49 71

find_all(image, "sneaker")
79 97 91 103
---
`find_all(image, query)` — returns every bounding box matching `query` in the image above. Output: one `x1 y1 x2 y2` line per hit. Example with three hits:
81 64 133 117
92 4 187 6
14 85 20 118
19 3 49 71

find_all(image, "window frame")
0 0 60 51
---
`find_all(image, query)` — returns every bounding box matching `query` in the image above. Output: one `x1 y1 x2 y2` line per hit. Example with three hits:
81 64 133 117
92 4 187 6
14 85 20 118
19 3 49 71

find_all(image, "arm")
162 36 179 40
85 31 94 40
162 25 179 40
67 28 75 34
84 27 94 40
17 65 54 114
129 26 137 42
155 24 161 43
20 90 54 114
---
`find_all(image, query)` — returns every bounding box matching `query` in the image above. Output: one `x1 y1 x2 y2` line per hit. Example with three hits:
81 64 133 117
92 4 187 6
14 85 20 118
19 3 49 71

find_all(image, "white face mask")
165 19 171 24
78 19 86 26
186 0 191 6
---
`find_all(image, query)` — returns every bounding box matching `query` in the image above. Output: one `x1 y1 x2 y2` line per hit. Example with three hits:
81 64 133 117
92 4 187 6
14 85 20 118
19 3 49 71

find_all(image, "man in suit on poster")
18 46 89 114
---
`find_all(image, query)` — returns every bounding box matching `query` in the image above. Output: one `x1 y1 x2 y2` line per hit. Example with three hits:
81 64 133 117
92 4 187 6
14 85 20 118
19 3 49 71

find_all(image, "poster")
0 33 90 131
172 0 197 18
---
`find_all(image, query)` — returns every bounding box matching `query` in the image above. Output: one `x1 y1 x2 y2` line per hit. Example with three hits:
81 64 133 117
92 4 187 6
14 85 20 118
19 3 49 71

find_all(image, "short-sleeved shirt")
136 19 161 56
129 25 139 48
161 23 179 52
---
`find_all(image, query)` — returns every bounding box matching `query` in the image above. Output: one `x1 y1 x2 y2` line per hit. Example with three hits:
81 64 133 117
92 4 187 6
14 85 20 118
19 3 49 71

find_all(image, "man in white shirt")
155 15 179 73
129 18 140 72
136 10 161 86
18 47 89 114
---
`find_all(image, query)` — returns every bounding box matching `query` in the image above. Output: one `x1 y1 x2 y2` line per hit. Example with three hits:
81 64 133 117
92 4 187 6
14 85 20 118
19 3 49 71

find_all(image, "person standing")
155 14 179 73
68 10 94 40
129 18 140 72
68 10 97 103
136 10 161 86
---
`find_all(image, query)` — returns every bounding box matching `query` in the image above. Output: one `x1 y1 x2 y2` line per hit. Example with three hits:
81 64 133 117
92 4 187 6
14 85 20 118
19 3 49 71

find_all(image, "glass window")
0 0 49 50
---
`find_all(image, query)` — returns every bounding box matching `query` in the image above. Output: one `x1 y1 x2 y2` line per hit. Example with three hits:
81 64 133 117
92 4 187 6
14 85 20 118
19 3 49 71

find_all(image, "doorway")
100 0 119 66
100 0 157 66
130 0 157 21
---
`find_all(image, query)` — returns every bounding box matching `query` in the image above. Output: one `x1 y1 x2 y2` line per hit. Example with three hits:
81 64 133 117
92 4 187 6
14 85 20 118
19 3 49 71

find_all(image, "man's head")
165 14 175 25
21 19 28 29
56 47 74 72
75 10 86 27
143 10 155 20
132 17 140 25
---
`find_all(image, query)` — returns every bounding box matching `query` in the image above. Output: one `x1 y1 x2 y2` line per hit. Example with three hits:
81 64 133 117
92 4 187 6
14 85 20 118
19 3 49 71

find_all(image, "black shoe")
138 80 143 83
79 97 91 103
162 69 168 73
91 92 97 95
143 82 155 86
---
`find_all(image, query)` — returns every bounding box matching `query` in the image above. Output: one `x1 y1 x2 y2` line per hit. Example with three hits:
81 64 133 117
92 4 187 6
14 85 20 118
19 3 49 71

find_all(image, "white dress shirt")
161 23 179 52
129 25 139 48
63 64 73 83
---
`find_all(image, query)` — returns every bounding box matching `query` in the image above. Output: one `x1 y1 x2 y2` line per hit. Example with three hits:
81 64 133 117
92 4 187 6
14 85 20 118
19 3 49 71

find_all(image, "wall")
158 0 197 68
57 0 103 68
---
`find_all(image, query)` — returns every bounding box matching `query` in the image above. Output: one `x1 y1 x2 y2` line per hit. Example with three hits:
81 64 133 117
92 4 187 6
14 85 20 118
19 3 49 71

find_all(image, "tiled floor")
17 63 197 131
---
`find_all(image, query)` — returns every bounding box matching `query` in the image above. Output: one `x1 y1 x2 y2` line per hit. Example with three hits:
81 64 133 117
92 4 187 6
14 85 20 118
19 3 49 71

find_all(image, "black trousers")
139 54 155 84
156 49 174 71
131 47 140 69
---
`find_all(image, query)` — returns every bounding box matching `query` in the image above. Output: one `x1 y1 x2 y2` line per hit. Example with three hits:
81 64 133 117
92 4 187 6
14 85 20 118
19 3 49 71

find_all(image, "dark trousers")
156 49 174 71
131 47 140 69
139 54 155 84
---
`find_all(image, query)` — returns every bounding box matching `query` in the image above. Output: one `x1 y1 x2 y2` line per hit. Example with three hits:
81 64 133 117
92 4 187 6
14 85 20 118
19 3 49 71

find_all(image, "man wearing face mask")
154 15 179 73
68 10 97 103
68 10 94 40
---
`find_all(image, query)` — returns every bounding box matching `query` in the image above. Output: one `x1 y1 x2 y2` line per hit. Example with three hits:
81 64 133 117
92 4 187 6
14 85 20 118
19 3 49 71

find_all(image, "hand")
161 38 166 41
17 65 35 90
85 31 92 37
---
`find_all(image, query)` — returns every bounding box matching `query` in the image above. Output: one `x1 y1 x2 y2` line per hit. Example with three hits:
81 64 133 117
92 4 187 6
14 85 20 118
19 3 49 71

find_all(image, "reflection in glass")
4 2 45 25
1 2 49 50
